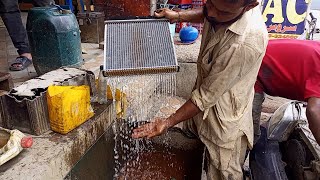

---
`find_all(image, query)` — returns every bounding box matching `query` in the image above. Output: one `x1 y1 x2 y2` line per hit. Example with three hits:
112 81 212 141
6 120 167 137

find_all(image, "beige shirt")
190 7 268 169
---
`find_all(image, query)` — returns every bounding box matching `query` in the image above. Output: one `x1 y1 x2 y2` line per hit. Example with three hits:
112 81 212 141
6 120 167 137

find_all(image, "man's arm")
306 97 320 145
132 44 261 139
166 99 201 127
154 8 204 23
132 100 200 139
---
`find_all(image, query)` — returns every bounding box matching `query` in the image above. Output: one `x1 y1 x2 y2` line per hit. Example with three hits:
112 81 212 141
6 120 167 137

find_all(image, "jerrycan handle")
52 4 64 11
51 4 72 14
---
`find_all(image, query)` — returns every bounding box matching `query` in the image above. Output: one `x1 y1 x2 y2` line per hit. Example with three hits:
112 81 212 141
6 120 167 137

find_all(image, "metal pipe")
150 0 157 16
102 66 179 77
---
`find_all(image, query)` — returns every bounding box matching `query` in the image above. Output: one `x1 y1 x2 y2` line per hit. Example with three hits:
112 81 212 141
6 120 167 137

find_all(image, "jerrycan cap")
21 136 33 148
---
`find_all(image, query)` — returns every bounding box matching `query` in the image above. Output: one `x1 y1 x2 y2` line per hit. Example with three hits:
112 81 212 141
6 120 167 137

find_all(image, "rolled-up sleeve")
191 43 260 117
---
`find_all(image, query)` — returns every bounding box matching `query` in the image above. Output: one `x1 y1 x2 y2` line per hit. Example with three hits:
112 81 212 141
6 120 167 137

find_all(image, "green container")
27 7 83 75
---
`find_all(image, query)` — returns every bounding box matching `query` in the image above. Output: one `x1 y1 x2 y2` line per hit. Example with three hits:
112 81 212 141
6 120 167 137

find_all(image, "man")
132 0 268 179
253 39 320 145
0 0 53 71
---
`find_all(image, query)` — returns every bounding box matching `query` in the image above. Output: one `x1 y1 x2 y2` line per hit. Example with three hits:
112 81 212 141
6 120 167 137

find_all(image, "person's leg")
252 92 265 145
0 0 33 70
182 118 200 138
32 0 54 7
0 0 30 57
206 135 248 180
306 97 320 145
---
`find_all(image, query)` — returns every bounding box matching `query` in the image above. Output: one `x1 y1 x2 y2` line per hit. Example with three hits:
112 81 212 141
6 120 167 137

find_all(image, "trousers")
0 0 54 55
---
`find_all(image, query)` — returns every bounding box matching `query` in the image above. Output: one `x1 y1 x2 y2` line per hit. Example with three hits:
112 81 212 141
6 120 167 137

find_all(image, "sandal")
9 56 32 71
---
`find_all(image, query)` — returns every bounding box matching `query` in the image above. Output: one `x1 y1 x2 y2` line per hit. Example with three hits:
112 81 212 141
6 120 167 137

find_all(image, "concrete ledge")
0 95 187 180
0 102 113 180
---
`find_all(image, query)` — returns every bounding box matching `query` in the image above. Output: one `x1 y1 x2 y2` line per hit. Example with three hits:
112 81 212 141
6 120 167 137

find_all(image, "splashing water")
98 72 177 179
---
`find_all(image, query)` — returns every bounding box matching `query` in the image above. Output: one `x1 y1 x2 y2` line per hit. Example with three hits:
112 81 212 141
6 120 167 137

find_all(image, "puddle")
117 151 186 180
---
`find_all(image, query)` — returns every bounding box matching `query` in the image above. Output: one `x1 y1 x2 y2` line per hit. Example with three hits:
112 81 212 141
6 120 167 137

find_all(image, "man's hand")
154 8 180 23
132 118 170 139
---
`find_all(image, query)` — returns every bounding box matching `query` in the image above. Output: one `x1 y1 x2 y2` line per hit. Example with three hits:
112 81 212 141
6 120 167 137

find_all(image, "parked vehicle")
250 101 320 180
305 0 320 40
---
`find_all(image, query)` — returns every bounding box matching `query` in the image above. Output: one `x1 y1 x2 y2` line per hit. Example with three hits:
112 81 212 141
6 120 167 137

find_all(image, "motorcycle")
249 101 320 180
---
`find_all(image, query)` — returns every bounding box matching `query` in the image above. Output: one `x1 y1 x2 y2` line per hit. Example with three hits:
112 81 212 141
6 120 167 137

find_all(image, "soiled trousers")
252 92 265 144
183 119 248 180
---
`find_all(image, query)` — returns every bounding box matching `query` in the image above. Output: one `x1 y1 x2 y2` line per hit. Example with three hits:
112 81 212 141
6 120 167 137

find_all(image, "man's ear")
244 1 259 12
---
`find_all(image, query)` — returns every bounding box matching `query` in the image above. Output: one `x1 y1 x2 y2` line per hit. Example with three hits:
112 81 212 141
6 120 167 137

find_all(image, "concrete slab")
0 103 114 180
9 69 29 82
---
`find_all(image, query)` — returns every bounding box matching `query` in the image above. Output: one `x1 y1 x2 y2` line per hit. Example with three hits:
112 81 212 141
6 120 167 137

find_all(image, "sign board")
262 0 312 39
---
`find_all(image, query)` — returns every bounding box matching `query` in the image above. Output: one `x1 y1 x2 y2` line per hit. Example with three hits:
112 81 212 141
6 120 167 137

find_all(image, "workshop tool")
102 19 179 77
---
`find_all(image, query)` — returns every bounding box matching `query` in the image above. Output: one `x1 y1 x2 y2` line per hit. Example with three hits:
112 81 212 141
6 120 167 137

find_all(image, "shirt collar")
227 9 252 35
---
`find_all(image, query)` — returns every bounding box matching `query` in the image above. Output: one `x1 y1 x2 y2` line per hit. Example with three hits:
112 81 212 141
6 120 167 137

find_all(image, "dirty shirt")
255 39 320 101
190 7 268 170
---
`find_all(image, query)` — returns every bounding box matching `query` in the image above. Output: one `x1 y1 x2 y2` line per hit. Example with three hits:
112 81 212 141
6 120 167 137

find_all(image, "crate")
174 3 193 33
178 4 192 9
190 23 204 34
173 0 205 33
176 22 188 33
192 0 206 8
168 0 192 4
190 0 206 34
77 12 105 44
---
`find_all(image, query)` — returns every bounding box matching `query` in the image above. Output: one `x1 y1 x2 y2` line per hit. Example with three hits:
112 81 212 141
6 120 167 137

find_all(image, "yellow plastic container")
114 88 127 119
47 85 94 134
105 84 127 119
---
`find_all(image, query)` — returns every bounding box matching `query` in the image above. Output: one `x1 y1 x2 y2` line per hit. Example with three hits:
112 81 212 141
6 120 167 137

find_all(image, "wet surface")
117 151 187 180
65 122 204 180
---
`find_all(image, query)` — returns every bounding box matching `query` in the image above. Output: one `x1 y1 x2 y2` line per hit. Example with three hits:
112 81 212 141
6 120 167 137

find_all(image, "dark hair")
226 0 256 6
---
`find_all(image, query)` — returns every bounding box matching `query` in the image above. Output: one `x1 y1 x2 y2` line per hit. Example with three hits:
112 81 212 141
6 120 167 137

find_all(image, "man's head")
203 0 259 26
